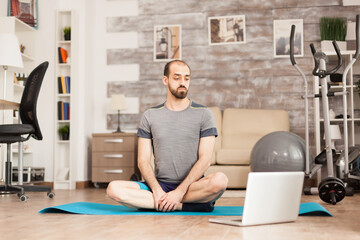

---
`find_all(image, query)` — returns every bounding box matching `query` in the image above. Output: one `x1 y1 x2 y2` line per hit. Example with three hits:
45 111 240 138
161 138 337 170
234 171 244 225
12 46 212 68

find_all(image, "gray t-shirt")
137 101 218 183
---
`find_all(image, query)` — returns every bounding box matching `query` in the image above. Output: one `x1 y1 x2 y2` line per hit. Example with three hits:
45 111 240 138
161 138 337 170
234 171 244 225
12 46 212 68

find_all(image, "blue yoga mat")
39 202 332 216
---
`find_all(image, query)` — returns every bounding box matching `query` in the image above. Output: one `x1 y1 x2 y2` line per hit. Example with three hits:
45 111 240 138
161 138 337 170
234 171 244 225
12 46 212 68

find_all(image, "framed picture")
154 25 182 62
8 0 38 29
208 15 246 45
273 19 303 58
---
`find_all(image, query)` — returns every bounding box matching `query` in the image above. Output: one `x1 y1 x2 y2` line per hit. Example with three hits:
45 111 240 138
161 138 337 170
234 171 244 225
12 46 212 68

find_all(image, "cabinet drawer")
93 136 136 152
92 167 134 182
92 152 134 167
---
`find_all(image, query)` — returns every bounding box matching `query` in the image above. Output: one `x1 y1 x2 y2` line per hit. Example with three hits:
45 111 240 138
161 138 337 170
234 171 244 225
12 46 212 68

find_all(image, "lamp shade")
323 125 342 140
110 94 127 111
0 33 24 69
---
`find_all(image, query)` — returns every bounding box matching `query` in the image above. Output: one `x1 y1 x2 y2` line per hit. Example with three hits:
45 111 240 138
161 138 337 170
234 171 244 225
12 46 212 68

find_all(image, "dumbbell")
318 177 346 205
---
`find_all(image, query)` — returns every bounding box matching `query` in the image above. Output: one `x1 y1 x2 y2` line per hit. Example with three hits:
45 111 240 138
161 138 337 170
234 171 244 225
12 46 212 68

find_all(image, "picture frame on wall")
8 0 38 29
154 25 182 62
273 19 303 58
208 15 246 45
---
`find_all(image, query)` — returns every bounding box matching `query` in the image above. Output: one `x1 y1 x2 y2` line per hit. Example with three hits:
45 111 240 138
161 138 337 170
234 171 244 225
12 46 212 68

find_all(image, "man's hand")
158 189 186 212
152 188 166 211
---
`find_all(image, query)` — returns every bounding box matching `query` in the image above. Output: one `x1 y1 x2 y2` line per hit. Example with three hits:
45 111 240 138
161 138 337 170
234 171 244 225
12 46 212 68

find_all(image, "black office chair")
0 61 54 201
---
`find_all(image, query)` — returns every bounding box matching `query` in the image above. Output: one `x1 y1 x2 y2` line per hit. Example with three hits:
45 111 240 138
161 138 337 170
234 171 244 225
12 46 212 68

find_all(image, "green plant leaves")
320 17 347 41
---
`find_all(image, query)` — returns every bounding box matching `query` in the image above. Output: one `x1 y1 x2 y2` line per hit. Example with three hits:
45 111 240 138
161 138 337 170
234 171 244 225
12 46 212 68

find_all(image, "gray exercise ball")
250 131 312 172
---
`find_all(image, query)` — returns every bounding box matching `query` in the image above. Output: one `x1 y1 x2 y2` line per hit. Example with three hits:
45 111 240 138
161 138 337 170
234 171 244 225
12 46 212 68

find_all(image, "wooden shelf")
0 99 19 110
58 41 71 44
314 51 360 157
21 53 35 62
14 84 25 91
57 120 70 123
320 119 353 122
58 63 71 67
57 93 71 97
54 10 75 190
13 17 36 32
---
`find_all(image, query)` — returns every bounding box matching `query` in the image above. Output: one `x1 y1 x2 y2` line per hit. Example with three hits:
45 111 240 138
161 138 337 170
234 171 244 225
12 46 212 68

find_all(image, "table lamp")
110 94 127 133
0 33 24 99
324 125 342 150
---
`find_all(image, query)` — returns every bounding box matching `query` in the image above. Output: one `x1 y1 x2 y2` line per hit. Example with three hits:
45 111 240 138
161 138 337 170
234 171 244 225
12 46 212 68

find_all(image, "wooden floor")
0 188 359 240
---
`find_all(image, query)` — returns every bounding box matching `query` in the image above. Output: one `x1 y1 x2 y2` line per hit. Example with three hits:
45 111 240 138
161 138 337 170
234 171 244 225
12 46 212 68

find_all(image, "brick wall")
106 0 360 142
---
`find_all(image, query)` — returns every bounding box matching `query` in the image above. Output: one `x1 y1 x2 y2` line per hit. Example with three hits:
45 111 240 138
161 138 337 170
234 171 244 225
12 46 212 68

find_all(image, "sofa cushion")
217 149 251 165
222 108 289 149
209 107 222 165
209 106 222 152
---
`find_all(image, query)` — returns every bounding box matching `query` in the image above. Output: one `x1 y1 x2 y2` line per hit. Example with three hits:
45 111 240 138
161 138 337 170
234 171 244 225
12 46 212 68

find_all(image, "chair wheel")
47 192 55 198
318 177 346 205
19 195 28 202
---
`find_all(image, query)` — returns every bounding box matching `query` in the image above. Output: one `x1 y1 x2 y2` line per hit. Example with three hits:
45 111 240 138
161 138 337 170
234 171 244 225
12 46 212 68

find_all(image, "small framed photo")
8 0 38 29
208 15 246 45
273 19 303 58
154 25 182 62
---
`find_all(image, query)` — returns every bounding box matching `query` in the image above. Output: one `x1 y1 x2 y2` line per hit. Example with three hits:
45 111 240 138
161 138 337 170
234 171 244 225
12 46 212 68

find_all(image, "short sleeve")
137 110 152 139
200 108 218 138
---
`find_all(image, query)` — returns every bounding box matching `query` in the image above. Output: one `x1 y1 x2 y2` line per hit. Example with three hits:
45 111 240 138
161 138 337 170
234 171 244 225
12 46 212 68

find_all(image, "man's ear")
162 76 168 86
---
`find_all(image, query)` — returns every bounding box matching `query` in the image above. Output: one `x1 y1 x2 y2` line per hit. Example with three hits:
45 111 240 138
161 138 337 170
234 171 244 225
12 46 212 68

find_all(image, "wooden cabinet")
92 133 137 185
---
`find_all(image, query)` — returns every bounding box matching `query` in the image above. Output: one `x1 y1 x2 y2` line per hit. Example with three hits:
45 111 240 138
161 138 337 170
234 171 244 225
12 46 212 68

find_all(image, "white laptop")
209 171 304 227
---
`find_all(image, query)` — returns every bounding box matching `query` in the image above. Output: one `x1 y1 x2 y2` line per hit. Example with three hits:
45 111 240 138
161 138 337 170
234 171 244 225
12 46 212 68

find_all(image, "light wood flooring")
0 188 359 240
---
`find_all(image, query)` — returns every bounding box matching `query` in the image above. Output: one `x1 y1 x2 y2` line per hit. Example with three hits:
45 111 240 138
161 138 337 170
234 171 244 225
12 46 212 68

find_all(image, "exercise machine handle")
310 43 319 76
354 14 360 59
310 41 342 77
328 41 343 75
290 25 296 65
310 43 316 56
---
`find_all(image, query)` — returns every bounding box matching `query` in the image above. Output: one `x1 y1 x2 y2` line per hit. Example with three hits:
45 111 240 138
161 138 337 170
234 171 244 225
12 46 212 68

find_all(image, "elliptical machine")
338 15 360 189
288 16 360 204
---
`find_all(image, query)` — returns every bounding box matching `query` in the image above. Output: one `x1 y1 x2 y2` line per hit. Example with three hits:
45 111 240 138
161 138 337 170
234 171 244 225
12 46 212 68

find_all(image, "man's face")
165 63 191 99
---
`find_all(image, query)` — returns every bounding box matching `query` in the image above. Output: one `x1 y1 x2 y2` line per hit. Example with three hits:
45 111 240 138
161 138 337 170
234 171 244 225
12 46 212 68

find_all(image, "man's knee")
106 181 118 198
208 172 228 194
106 181 127 202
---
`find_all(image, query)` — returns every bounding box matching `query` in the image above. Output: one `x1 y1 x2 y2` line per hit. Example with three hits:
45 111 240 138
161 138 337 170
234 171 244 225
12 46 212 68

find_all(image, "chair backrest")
19 61 49 140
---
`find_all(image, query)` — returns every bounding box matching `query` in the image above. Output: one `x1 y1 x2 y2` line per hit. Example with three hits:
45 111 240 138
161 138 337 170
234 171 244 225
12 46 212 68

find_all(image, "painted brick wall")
106 0 360 143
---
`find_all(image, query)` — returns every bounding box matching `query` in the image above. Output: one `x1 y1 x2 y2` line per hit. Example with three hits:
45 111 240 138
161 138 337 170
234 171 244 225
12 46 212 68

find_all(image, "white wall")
92 0 140 134
32 0 58 181
0 0 139 183
0 0 7 17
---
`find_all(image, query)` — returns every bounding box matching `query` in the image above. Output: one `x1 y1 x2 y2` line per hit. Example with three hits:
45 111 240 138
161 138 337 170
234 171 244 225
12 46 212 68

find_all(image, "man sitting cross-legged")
106 60 228 212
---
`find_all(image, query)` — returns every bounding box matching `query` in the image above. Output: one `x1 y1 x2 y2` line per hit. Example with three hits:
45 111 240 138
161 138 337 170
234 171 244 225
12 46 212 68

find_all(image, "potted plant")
320 17 347 51
64 27 71 41
58 125 70 140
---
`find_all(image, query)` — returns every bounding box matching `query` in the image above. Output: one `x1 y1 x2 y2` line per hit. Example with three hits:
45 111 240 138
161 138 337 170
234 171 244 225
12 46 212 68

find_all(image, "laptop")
209 171 304 227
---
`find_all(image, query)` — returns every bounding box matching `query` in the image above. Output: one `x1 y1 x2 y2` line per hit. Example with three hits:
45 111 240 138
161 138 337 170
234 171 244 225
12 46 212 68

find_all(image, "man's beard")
169 85 188 99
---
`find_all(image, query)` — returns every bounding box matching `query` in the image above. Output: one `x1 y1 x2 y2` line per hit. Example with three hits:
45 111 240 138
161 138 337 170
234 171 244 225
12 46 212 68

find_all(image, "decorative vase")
64 33 71 41
61 133 69 140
